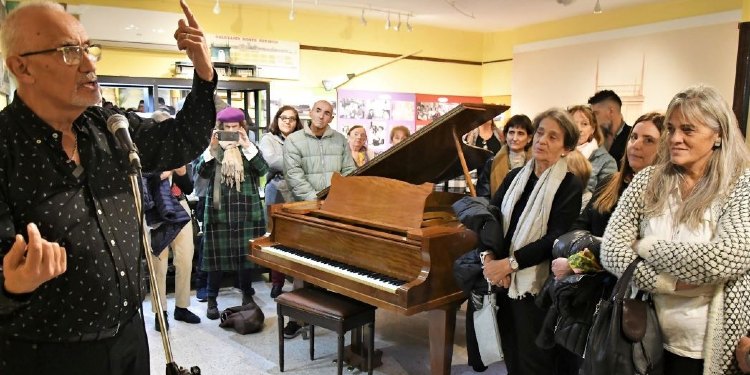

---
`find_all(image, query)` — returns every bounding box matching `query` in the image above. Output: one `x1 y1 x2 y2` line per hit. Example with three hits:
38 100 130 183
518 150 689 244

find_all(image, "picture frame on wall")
337 89 417 153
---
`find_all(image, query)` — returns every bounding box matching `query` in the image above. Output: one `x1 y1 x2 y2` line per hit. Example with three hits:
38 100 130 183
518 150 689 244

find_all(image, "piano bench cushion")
275 288 375 321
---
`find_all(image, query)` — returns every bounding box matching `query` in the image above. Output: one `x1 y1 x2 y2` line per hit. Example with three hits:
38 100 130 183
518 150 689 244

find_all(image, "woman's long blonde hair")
643 85 750 228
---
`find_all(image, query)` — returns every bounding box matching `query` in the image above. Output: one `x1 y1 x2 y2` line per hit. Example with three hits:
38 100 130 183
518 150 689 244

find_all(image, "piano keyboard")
261 245 407 293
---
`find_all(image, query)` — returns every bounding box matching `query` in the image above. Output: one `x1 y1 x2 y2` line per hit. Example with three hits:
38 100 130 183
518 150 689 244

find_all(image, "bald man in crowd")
280 100 356 338
283 100 357 201
0 1 216 374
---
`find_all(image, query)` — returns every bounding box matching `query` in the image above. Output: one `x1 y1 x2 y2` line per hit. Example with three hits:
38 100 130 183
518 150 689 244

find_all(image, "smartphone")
216 131 239 142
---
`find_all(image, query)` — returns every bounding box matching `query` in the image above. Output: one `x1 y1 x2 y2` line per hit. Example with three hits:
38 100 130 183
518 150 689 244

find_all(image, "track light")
406 15 412 32
212 0 220 14
289 0 295 20
593 0 602 13
385 12 390 30
394 13 401 31
360 8 367 26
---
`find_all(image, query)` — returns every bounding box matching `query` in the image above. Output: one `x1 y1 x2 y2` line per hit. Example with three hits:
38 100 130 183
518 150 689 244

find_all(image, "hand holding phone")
216 131 239 142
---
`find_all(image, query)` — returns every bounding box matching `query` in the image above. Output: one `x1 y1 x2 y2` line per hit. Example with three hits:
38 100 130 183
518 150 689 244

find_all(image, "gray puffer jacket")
587 146 617 193
283 122 356 201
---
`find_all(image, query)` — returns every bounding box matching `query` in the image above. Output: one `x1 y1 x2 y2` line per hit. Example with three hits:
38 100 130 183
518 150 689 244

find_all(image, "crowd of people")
1 1 750 375
463 87 750 375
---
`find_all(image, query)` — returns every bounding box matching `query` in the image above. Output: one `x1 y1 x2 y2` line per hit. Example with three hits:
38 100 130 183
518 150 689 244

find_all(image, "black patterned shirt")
0 72 216 342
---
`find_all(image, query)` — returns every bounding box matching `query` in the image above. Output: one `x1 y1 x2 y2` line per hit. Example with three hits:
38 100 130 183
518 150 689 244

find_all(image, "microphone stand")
128 157 200 375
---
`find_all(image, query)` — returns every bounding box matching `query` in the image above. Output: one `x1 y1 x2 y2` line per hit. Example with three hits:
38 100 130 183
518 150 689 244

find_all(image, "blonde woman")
565 149 593 211
389 125 411 145
602 86 750 374
569 105 617 193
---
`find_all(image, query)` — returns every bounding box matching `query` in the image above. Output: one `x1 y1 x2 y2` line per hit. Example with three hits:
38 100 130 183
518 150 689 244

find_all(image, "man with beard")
0 1 216 374
588 90 631 168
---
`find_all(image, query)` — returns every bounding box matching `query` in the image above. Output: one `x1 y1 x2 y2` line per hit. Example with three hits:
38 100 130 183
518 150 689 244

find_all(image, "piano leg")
344 327 383 370
428 302 461 375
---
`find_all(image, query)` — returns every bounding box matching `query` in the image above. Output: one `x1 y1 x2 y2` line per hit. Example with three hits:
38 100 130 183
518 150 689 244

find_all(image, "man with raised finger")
0 1 216 374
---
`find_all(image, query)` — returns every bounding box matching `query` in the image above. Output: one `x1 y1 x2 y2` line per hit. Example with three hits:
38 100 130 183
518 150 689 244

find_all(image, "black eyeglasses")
279 116 297 122
19 44 102 66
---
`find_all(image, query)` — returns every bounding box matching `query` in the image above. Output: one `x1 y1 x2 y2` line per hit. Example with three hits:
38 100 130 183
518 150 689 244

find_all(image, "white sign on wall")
207 34 300 80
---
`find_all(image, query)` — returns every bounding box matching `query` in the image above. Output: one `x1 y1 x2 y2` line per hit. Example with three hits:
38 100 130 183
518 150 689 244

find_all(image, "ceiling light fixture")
385 11 391 30
593 0 602 13
289 0 295 20
394 13 401 31
406 15 413 32
360 8 367 26
212 0 220 14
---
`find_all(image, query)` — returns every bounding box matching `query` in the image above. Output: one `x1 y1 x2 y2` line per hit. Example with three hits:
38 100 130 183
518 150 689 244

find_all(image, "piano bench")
275 288 376 375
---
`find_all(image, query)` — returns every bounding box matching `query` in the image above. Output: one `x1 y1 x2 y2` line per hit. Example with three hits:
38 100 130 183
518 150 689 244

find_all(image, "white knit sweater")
601 166 750 375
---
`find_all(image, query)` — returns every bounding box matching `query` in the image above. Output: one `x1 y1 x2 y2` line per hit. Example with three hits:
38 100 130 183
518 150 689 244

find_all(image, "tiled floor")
143 282 508 374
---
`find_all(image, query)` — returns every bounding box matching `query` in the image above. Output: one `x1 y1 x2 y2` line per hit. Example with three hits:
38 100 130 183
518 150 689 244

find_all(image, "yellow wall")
483 0 742 61
62 0 485 96
55 0 743 99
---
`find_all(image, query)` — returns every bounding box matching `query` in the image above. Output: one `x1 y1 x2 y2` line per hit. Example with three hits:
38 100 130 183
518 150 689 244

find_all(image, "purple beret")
217 107 245 123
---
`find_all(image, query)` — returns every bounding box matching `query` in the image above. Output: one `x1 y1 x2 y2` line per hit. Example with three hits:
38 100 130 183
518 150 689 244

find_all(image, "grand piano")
250 103 509 374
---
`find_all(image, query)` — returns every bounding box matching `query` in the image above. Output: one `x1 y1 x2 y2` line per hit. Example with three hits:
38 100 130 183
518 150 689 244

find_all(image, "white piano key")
261 245 401 293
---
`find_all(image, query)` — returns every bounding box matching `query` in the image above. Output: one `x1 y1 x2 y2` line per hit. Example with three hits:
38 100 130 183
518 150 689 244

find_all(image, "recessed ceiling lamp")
593 0 603 13
212 0 221 14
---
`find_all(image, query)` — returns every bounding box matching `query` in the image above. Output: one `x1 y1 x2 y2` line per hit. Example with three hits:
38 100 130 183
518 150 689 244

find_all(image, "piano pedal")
300 325 310 340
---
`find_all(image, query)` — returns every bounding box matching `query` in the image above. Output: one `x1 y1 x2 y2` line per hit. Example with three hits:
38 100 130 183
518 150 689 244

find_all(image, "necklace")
68 131 78 162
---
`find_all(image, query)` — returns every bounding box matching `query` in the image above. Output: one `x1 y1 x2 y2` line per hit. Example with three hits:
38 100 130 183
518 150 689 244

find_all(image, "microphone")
107 114 141 170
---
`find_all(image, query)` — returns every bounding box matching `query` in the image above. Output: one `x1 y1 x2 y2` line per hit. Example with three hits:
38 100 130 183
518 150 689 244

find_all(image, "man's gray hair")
1 1 65 57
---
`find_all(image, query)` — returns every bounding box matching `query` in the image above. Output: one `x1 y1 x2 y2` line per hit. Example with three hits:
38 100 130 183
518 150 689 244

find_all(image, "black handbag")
580 257 664 375
453 248 491 298
218 299 265 335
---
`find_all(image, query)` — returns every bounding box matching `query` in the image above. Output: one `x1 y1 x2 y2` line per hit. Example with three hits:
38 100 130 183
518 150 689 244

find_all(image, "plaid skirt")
201 189 266 272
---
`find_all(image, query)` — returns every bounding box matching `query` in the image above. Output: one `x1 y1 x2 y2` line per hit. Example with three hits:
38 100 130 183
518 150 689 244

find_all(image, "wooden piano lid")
309 102 509 233
319 172 434 230
341 102 509 185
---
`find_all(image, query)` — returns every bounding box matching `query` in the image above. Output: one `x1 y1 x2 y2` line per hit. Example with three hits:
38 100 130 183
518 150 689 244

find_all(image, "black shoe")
270 284 284 299
207 297 220 320
283 321 304 339
154 311 169 332
471 364 488 372
174 307 201 324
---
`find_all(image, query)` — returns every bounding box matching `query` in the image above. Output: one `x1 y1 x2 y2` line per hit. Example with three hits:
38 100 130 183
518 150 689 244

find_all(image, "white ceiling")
225 0 668 32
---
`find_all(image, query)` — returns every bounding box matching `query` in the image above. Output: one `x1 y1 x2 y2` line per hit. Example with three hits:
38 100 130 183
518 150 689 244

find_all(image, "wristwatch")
508 257 519 272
